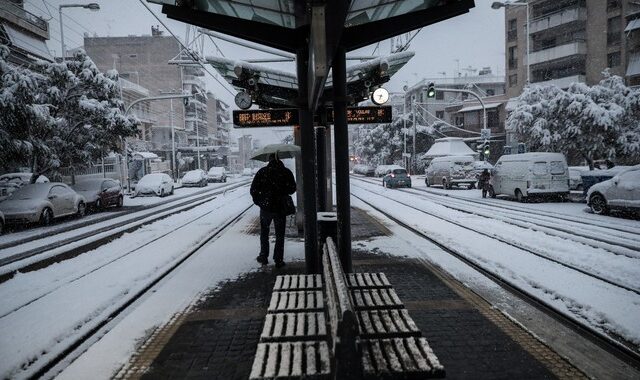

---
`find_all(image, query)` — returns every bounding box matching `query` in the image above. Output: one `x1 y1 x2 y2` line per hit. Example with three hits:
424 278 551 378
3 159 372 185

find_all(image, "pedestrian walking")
250 153 296 268
479 168 491 198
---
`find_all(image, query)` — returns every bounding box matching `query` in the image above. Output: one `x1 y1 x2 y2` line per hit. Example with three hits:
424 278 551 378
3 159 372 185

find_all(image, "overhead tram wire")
137 0 235 97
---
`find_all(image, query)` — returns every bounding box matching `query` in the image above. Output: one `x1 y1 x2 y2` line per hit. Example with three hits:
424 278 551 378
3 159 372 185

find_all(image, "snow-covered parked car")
568 166 590 191
424 155 477 189
133 173 174 197
207 167 227 183
0 173 49 202
72 178 123 210
0 183 86 226
353 164 375 176
587 165 640 215
182 169 208 187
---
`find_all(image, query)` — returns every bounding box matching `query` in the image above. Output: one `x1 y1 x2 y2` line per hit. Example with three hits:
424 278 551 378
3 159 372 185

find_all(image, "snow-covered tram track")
354 176 640 256
350 184 640 366
0 191 254 379
0 182 251 279
351 180 640 295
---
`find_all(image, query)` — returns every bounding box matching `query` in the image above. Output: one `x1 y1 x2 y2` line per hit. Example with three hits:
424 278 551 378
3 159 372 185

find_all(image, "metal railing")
0 2 48 33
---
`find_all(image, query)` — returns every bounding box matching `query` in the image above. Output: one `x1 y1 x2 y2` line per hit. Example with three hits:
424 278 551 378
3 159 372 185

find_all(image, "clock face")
235 92 252 109
371 88 389 105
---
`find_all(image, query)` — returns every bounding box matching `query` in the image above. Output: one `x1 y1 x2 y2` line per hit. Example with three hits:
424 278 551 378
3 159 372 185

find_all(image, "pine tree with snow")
507 72 640 168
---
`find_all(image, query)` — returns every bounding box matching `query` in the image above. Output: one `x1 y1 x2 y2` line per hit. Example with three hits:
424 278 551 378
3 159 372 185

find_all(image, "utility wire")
137 0 235 96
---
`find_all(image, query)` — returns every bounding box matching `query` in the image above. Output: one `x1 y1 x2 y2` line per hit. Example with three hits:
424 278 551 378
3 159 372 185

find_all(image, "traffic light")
426 82 436 98
483 142 490 158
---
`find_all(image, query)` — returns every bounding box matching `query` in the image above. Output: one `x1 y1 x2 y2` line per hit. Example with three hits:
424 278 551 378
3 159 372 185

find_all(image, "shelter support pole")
294 126 304 234
325 124 333 210
333 46 352 272
297 48 319 274
315 126 327 212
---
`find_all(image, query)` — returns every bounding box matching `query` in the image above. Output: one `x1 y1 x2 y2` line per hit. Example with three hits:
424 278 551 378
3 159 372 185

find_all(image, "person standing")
479 168 491 198
250 153 296 268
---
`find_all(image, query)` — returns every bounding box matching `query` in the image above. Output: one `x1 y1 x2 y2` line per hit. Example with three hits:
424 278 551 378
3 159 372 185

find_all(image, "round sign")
371 87 389 105
235 91 252 109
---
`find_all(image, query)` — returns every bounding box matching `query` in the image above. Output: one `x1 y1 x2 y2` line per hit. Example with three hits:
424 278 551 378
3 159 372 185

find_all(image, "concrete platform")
116 208 586 380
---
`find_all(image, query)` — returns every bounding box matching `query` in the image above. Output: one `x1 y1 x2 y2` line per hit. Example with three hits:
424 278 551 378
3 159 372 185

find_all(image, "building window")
508 46 518 70
608 16 621 45
486 89 495 96
507 19 517 41
509 74 518 88
607 0 620 11
607 51 621 67
435 111 444 120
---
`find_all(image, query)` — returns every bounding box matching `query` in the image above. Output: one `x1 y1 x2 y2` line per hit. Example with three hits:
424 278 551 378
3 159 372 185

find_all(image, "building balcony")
120 78 150 97
529 41 586 66
534 75 586 89
529 7 587 34
0 1 49 39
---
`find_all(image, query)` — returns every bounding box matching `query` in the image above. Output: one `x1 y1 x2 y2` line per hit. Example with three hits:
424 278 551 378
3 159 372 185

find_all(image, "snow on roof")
498 152 566 161
421 138 477 159
133 152 159 159
456 102 502 113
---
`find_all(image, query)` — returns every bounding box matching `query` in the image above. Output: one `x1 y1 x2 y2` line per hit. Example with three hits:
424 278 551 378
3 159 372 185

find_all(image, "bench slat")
260 313 328 342
357 310 421 339
382 339 403 372
393 338 418 372
268 291 324 313
347 273 393 289
351 289 404 310
274 275 323 291
250 342 331 379
361 338 445 379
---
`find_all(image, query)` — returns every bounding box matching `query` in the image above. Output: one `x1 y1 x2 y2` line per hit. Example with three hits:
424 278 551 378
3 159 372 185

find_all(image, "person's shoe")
275 261 286 269
256 255 268 265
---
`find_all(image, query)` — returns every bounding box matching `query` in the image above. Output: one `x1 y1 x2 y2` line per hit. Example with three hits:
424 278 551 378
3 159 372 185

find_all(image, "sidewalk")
117 208 584 380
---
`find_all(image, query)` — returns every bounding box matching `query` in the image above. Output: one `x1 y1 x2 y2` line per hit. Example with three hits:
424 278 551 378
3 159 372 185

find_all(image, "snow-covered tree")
507 72 640 168
0 46 139 182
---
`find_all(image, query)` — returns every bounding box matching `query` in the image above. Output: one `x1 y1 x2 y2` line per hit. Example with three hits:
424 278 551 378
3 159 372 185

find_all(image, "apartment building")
206 92 231 146
0 0 52 66
505 0 640 98
84 28 210 150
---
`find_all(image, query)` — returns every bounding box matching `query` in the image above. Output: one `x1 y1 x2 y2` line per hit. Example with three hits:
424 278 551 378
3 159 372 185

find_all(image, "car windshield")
550 161 565 175
209 167 224 175
183 171 202 180
73 181 102 191
138 174 164 185
532 162 548 176
10 184 48 200
392 169 407 175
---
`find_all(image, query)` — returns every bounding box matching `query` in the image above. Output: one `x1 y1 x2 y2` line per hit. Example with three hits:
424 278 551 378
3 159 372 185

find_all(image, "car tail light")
407 174 410 177
390 174 395 178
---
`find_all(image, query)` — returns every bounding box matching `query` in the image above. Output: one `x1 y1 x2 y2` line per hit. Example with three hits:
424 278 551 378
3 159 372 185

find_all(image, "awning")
456 103 502 113
1 23 53 62
627 53 640 77
625 18 640 32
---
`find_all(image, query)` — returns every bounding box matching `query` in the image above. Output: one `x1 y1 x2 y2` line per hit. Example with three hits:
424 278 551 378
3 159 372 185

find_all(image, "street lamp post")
59 3 100 60
491 1 530 83
124 93 193 189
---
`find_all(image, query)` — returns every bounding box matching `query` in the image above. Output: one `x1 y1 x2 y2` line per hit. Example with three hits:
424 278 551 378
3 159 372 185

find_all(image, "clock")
371 87 389 105
235 91 252 109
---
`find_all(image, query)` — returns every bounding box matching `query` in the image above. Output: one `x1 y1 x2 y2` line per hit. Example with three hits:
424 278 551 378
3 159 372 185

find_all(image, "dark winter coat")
250 159 296 214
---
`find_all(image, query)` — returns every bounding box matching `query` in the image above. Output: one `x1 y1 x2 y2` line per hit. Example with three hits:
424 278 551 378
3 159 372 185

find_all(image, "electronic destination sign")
233 106 392 127
233 109 299 127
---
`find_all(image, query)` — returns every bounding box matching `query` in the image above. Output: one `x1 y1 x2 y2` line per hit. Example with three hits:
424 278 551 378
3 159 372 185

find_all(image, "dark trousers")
259 208 286 263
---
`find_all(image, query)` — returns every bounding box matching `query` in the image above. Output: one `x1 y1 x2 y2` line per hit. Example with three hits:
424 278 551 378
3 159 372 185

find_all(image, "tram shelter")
149 0 476 273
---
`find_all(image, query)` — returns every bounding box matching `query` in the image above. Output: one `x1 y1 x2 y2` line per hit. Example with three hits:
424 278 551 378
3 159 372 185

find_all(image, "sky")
25 0 506 144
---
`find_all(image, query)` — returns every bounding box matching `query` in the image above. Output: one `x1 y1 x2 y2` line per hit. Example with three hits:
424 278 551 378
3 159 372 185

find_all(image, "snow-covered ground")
351 177 640 347
0 186 262 379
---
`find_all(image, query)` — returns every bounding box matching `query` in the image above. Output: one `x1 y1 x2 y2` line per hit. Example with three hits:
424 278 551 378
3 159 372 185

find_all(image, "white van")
488 152 569 201
424 155 477 189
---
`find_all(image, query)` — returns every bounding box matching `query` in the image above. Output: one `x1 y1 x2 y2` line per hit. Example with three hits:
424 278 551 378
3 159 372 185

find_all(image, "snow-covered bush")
0 46 139 182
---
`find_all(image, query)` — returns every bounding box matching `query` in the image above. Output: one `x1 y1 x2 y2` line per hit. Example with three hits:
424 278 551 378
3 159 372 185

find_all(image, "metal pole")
333 46 352 273
59 7 65 60
296 48 318 274
403 97 407 168
411 97 416 175
315 126 327 212
195 100 201 169
170 98 177 180
434 87 487 132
